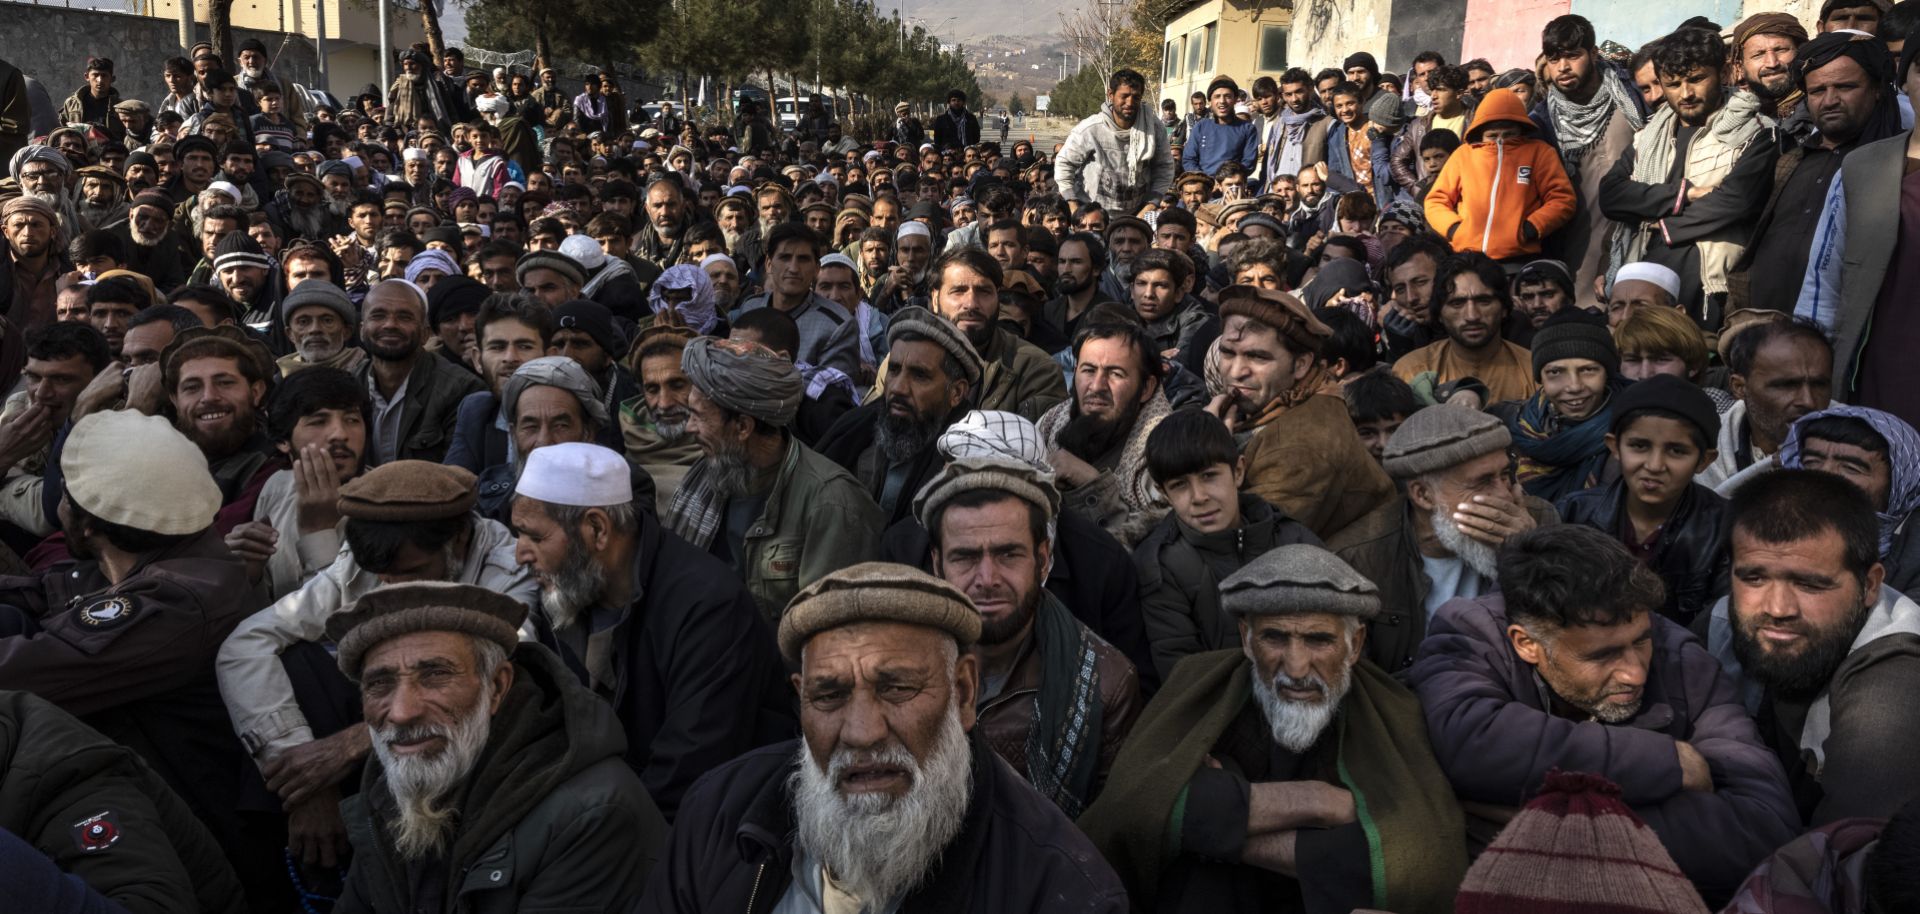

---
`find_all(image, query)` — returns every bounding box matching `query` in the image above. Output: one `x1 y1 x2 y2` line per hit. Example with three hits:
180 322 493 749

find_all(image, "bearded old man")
638 562 1127 913
1329 405 1558 672
619 326 704 516
513 443 791 820
1079 544 1466 914
109 189 189 292
325 582 667 912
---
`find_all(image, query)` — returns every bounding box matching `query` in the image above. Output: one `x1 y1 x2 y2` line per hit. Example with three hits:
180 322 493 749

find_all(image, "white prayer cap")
515 442 632 507
819 253 857 272
206 180 240 202
897 221 932 241
403 147 428 162
701 253 737 271
1612 262 1681 300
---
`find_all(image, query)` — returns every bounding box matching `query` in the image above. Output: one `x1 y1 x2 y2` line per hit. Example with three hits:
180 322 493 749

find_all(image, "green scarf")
1026 591 1105 818
1078 649 1465 914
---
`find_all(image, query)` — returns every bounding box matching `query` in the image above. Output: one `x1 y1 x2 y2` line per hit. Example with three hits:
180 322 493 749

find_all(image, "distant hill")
894 0 1072 44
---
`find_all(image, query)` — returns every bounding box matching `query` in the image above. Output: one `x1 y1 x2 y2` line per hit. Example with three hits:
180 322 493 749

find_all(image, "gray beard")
537 534 607 632
1429 503 1501 578
789 699 973 905
370 679 495 860
706 439 757 497
130 220 166 247
295 334 345 363
288 205 329 241
328 196 354 218
1247 651 1351 753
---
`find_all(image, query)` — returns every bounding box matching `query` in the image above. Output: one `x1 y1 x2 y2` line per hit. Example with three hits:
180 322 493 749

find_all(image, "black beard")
1054 272 1093 296
177 406 260 461
979 585 1041 646
1730 597 1869 701
364 335 419 362
873 398 946 465
1056 395 1142 463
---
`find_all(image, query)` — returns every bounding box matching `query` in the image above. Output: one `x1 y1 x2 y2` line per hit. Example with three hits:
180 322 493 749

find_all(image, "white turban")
1613 262 1682 300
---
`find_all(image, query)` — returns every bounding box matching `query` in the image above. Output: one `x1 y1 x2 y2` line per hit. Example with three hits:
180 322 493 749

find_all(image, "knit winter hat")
425 275 489 327
327 582 527 681
1367 92 1409 132
281 279 358 326
1609 374 1720 445
778 562 982 664
1219 543 1380 619
553 299 624 362
1382 404 1513 480
1530 308 1618 380
1456 771 1710 914
887 306 985 388
211 232 271 274
515 249 586 287
336 461 478 521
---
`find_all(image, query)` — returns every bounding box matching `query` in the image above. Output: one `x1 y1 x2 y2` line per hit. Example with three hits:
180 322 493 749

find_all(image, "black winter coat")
636 733 1127 914
534 510 794 821
1557 480 1730 629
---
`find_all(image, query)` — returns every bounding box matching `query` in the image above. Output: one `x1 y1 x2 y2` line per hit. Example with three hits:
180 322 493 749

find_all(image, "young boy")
250 81 296 153
1423 86 1575 261
1555 373 1725 628
1343 366 1422 463
1132 408 1321 683
1415 129 1461 201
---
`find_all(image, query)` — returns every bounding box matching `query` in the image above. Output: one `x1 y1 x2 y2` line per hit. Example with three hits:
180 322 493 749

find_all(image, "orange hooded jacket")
1423 87 1576 261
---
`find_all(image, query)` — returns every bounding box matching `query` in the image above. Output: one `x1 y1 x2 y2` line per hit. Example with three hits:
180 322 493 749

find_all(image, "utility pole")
377 0 390 97
315 0 328 88
178 0 193 54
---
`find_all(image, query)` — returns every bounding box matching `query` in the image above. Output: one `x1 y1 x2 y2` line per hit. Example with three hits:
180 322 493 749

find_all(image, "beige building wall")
1159 0 1298 110
1286 0 1390 77
146 0 415 94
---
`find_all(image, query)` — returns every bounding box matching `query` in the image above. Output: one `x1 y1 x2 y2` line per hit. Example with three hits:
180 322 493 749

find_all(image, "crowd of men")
1 2 1919 911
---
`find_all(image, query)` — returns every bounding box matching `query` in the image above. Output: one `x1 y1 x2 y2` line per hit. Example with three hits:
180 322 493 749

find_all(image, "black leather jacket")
1557 480 1731 629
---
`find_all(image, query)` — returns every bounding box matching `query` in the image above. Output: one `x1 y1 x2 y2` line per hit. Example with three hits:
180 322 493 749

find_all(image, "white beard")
130 219 166 247
1248 655 1352 754
287 205 329 241
370 679 495 860
536 536 606 632
1429 503 1501 578
790 700 973 906
295 333 344 363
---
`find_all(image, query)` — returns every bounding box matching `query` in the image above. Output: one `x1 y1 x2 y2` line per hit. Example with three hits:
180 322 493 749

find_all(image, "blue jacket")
1326 120 1396 210
1180 117 1258 176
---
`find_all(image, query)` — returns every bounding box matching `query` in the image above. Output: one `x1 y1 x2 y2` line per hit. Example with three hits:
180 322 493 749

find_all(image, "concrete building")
146 0 418 98
1159 0 1296 109
1159 0 1826 99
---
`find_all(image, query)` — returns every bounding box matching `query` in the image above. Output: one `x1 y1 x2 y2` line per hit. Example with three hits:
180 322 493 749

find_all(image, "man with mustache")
471 356 653 523
666 336 881 620
919 455 1141 816
0 322 109 538
869 220 935 314
1708 469 1920 825
324 581 665 909
1212 286 1394 542
1037 318 1172 548
218 460 535 874
1328 404 1552 672
108 190 188 292
266 172 344 245
511 442 787 821
819 306 982 529
445 296 552 475
1081 544 1466 913
1736 29 1901 315
352 279 485 465
211 232 282 332
639 562 1126 912
619 327 704 517
1414 524 1797 906
1392 253 1538 404
224 366 368 601
275 280 363 376
732 222 863 379
912 247 1065 423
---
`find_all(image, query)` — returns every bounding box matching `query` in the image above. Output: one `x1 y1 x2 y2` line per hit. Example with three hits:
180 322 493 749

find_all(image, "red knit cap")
1455 771 1710 914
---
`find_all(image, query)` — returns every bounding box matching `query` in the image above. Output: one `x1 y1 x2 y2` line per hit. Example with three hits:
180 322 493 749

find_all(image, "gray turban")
680 336 803 428
10 144 71 179
501 356 611 431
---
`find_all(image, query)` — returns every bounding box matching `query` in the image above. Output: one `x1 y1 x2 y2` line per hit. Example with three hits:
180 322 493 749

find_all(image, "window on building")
1258 24 1289 72
1203 22 1217 72
1186 28 1203 75
1166 39 1181 80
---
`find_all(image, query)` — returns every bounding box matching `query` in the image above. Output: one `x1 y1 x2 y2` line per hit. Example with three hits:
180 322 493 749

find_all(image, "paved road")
986 115 1074 157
